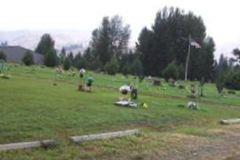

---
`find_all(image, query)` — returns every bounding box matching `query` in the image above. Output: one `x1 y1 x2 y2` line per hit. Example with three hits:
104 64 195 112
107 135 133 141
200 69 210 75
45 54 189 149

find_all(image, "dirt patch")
106 125 240 160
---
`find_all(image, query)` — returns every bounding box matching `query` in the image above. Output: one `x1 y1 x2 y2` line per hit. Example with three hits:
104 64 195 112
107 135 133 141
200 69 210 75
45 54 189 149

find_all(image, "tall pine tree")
137 7 215 80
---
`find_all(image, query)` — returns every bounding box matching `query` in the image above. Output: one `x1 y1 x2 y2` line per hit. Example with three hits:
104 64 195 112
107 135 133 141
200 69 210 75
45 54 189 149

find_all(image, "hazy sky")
0 0 240 58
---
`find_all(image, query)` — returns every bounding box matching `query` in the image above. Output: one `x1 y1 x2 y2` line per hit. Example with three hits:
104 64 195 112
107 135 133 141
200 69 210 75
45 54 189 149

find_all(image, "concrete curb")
70 129 140 144
0 139 56 152
220 119 240 125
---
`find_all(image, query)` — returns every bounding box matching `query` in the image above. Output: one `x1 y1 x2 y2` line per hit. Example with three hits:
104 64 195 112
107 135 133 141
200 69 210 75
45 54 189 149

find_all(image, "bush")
224 71 240 90
0 51 6 61
63 57 71 70
22 51 34 66
104 56 119 75
162 62 179 80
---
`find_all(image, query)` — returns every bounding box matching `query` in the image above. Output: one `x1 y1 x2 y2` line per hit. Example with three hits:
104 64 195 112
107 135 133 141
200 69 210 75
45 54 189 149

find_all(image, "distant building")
0 46 44 64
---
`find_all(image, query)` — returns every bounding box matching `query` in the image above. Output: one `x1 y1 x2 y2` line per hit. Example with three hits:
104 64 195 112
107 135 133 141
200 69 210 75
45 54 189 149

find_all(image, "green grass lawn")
0 64 240 159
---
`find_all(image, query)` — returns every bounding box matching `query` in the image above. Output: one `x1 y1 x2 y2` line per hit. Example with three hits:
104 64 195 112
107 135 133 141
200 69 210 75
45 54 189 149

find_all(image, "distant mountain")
1 30 239 60
0 30 91 54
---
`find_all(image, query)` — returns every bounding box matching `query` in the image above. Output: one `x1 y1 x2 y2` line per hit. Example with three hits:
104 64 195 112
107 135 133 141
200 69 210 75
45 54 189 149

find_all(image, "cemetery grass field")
0 64 240 159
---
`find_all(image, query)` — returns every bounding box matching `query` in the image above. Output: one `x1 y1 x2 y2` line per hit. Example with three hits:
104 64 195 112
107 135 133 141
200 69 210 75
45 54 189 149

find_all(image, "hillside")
0 64 240 159
0 30 90 54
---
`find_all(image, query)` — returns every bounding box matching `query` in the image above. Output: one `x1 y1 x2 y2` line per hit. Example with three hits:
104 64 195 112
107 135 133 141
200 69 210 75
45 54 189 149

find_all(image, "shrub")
104 56 119 75
0 51 6 61
22 51 34 66
224 71 240 90
162 62 179 80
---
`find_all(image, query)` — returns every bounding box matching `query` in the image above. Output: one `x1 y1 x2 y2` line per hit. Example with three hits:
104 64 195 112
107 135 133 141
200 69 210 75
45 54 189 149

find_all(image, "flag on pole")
190 39 201 48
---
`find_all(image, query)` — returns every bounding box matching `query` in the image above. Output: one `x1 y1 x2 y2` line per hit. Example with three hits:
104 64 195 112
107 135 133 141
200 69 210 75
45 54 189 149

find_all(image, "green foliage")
137 27 154 75
131 57 143 77
214 52 240 91
83 48 103 71
22 51 34 66
178 64 185 80
225 70 240 90
118 51 135 76
59 47 66 64
137 7 214 80
89 15 130 67
215 54 230 94
190 37 215 80
0 51 6 61
35 34 55 55
162 62 179 80
216 74 225 94
74 52 86 69
68 52 74 66
63 57 71 70
35 34 58 67
44 49 58 67
104 55 119 75
121 63 131 76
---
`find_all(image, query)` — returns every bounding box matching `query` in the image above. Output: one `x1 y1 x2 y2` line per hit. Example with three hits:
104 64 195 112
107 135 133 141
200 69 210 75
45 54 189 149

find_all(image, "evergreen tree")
74 52 87 69
225 70 240 90
83 47 102 70
68 52 74 66
136 27 154 75
215 54 229 94
63 57 71 70
162 62 179 80
59 47 66 64
44 49 58 67
35 34 55 55
137 7 214 80
35 34 57 67
22 51 34 66
131 56 143 78
104 55 119 75
90 15 130 68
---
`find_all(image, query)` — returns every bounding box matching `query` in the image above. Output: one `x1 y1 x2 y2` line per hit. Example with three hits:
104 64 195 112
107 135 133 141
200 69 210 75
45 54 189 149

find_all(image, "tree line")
13 6 239 89
215 51 240 92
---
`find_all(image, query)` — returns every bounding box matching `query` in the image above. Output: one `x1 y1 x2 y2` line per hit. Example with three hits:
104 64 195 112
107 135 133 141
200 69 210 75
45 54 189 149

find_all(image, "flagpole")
184 34 191 81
